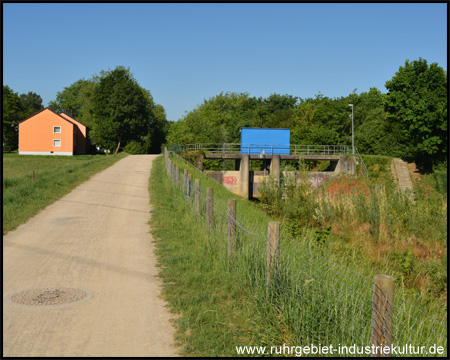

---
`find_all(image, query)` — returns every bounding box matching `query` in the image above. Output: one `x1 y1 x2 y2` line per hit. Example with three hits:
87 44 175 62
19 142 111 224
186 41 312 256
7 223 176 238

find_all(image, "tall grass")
3 153 128 234
154 152 447 356
258 161 447 313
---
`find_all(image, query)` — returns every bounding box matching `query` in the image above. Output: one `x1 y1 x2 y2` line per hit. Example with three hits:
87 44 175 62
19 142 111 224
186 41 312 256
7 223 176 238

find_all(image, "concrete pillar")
240 155 250 198
336 156 356 175
270 155 281 185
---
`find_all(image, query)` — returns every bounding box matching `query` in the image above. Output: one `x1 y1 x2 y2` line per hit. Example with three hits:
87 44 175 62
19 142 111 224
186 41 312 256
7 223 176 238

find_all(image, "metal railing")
168 143 370 181
355 147 369 182
169 143 354 156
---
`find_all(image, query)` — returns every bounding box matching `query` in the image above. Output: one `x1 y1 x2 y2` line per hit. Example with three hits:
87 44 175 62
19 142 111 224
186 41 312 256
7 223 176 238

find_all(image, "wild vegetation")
151 153 447 356
258 156 447 307
3 152 127 234
155 57 447 355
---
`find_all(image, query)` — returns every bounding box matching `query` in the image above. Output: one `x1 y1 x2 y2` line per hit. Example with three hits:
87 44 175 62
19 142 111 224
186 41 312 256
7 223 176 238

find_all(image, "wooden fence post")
187 173 192 200
194 178 200 215
206 187 214 231
184 169 188 194
227 199 236 258
172 162 176 183
267 221 280 285
371 274 394 357
175 165 180 187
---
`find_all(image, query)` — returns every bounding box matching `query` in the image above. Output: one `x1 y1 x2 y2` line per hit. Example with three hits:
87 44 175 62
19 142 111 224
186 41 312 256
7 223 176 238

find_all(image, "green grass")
260 156 447 303
3 152 128 234
149 156 280 356
151 153 447 357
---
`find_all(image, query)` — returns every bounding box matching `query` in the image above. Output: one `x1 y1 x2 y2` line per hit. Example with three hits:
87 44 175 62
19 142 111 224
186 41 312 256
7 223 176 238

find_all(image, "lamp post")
349 104 354 155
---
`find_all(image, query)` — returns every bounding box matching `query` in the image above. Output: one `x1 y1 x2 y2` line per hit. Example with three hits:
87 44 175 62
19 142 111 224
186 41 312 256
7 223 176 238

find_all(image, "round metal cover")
10 287 87 306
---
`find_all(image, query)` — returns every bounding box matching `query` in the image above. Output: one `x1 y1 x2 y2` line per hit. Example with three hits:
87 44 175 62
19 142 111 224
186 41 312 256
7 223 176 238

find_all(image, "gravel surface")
3 155 179 357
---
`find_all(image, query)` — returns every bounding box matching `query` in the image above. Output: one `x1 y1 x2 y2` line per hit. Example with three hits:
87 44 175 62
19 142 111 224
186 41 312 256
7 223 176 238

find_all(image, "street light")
349 104 354 155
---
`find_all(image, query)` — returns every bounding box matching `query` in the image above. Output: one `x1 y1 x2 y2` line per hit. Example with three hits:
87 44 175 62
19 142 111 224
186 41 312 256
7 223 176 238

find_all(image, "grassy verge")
3 152 128 234
150 153 447 356
149 155 281 356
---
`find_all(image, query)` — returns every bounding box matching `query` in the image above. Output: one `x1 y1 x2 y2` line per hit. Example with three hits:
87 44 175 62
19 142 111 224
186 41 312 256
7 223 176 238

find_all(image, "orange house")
18 108 89 155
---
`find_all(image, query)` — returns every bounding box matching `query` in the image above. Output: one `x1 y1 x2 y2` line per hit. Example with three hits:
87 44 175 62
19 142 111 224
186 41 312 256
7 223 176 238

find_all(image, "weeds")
154 152 447 356
257 156 447 305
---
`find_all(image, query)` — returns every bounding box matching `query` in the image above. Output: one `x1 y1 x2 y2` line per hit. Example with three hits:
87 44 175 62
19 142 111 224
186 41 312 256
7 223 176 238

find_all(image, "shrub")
124 140 147 154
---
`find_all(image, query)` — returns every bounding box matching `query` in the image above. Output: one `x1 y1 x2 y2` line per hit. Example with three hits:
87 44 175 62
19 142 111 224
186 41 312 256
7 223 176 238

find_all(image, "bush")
124 140 147 154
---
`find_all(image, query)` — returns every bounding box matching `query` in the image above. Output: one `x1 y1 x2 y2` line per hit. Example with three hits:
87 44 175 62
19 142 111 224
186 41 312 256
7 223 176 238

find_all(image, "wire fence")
163 148 447 357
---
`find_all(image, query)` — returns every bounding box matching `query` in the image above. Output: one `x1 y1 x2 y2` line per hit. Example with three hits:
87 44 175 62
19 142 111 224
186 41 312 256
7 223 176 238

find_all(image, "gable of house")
19 108 75 155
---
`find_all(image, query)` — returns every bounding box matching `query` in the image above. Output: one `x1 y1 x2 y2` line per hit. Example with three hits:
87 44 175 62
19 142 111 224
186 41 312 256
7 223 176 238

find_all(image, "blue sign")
240 128 290 155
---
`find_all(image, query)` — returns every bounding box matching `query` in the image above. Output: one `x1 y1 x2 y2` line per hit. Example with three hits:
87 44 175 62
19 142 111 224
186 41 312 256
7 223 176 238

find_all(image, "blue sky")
3 3 447 121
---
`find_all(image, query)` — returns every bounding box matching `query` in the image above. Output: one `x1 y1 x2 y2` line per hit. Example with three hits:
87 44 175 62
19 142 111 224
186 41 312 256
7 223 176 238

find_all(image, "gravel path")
3 155 178 357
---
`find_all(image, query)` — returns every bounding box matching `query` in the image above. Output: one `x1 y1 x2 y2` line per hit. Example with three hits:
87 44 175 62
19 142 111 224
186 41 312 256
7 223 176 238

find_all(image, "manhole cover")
10 287 87 306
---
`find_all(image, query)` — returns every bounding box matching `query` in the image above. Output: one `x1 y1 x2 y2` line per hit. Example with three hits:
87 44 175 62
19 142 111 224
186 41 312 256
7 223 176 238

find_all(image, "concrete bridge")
169 144 368 199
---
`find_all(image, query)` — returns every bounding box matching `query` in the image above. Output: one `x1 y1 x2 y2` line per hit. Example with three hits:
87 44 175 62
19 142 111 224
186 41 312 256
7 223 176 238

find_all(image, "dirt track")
3 155 178 357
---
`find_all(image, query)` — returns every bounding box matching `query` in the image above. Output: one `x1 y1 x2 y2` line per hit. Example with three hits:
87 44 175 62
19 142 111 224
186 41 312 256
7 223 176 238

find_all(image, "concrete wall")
206 171 241 194
206 170 337 198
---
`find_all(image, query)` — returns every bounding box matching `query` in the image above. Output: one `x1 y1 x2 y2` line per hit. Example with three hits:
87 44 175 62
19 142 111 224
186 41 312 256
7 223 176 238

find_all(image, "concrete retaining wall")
206 170 337 198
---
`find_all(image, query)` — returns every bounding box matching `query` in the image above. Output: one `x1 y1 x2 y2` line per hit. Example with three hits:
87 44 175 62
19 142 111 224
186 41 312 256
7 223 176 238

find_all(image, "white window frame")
53 126 61 134
53 139 61 147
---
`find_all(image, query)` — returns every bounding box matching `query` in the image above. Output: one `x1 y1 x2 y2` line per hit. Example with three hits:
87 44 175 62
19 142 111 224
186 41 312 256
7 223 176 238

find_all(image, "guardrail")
355 147 369 182
168 143 369 181
169 143 354 156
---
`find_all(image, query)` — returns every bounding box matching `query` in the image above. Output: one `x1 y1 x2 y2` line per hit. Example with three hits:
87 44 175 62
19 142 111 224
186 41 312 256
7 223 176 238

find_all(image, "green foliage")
3 85 22 149
384 58 447 171
425 255 447 296
19 92 44 118
394 247 415 275
123 140 147 154
433 172 447 194
91 66 150 152
179 150 204 169
49 77 99 128
49 67 168 154
155 155 447 355
167 58 446 172
3 86 44 150
314 225 332 245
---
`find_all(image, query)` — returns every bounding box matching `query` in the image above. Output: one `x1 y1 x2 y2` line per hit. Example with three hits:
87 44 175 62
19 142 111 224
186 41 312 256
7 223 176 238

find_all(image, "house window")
54 126 61 134
53 139 61 147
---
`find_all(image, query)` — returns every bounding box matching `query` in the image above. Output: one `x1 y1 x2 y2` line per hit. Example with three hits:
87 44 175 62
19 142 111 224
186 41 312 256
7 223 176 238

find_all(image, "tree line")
3 66 169 154
3 86 44 150
3 59 447 170
167 58 447 171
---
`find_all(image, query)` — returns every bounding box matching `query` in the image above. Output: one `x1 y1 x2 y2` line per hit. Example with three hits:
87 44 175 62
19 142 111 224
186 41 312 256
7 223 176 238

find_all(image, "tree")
19 92 44 118
149 104 169 153
384 58 447 171
91 66 153 153
49 77 99 128
3 85 23 150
